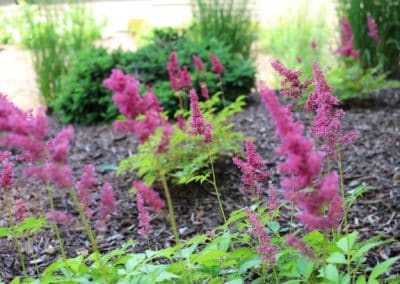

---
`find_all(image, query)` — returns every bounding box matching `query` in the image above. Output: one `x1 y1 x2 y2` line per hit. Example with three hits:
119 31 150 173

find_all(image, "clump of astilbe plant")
0 94 117 281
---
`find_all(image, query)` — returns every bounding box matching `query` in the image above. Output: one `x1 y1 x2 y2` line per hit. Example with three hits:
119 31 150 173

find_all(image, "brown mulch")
1 88 399 282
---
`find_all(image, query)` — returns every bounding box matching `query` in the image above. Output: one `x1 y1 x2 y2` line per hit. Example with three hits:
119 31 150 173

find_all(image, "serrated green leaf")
337 231 359 254
0 227 11 237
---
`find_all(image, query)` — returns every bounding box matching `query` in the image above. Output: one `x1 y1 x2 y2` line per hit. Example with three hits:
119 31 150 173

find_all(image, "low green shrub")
52 47 136 125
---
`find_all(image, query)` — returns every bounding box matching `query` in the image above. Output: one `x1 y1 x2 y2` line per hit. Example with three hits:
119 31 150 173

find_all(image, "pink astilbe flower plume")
192 55 205 72
337 18 360 58
1 161 13 188
99 182 116 222
210 54 225 77
103 69 164 143
156 123 174 154
259 82 343 231
178 66 192 90
367 14 381 45
176 114 186 131
232 140 269 197
133 180 165 212
14 199 27 223
311 38 317 51
267 181 279 212
271 60 313 98
0 151 10 162
246 208 277 263
200 83 210 100
286 234 314 258
47 210 74 226
76 164 97 217
187 89 213 143
305 61 358 159
137 193 152 237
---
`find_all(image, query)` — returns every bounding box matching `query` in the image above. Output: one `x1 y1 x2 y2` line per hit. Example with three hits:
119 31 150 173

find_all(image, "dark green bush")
337 0 400 78
54 32 255 124
52 47 136 125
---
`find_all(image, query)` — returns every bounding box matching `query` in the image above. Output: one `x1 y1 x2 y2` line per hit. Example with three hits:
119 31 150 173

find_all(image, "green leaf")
355 276 366 284
226 279 244 284
266 221 280 233
125 253 146 271
337 232 359 254
327 252 347 264
237 256 261 275
14 217 46 235
369 256 400 279
352 241 382 261
296 259 314 279
320 264 339 283
155 271 180 282
0 227 11 237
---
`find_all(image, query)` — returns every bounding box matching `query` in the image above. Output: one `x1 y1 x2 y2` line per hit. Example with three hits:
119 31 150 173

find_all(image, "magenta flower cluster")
187 89 213 143
271 60 313 98
367 14 381 45
306 62 358 159
232 140 269 197
286 234 314 258
259 83 343 231
103 69 165 143
0 94 116 228
337 18 360 59
167 51 192 92
246 208 277 263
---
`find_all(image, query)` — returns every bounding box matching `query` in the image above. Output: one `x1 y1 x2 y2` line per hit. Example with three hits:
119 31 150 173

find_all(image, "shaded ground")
1 88 399 281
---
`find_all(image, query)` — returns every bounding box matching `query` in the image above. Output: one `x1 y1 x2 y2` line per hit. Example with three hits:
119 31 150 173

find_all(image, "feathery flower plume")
271 60 313 98
200 83 210 100
267 181 279 212
367 14 381 45
337 18 360 58
187 89 213 142
210 54 225 76
1 161 13 188
233 140 269 197
286 234 314 258
167 51 182 91
306 61 358 158
156 123 174 153
133 180 165 212
104 69 164 143
259 82 343 231
14 199 27 223
47 210 74 226
178 66 192 90
246 208 277 263
76 164 96 217
176 114 186 131
99 182 116 222
137 193 152 237
192 55 205 72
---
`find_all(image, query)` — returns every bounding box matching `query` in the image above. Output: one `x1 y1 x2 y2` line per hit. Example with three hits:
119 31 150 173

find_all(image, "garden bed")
1 88 399 281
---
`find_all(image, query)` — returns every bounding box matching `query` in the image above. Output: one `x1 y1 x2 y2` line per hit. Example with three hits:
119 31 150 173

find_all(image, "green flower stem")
207 146 226 223
46 183 67 260
336 144 351 275
67 188 110 283
4 189 28 278
156 157 181 250
218 76 226 107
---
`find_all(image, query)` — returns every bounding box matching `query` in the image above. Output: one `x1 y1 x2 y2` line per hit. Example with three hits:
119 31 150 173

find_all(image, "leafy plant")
16 0 103 104
52 47 136 125
337 0 400 78
118 94 245 186
191 0 257 58
327 61 400 102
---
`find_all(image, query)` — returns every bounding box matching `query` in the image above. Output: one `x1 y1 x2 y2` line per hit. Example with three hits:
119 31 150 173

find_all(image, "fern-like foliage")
117 94 246 186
